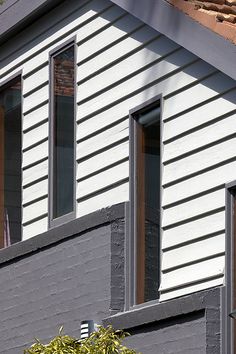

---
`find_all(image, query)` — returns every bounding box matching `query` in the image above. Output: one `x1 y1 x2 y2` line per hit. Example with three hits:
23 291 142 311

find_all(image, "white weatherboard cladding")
23 217 48 240
163 160 236 207
77 13 142 61
22 140 48 169
162 233 225 271
23 104 48 132
23 198 48 224
78 183 128 217
76 5 126 44
77 37 180 102
23 179 48 205
23 122 48 150
77 25 159 82
77 160 129 200
21 51 49 77
77 120 128 159
163 72 236 121
161 277 224 302
23 85 49 114
162 189 225 228
164 113 236 162
160 256 225 292
163 89 236 141
23 66 49 95
0 0 112 75
162 211 225 250
0 0 235 300
163 138 236 184
77 141 128 180
23 160 48 187
77 50 199 118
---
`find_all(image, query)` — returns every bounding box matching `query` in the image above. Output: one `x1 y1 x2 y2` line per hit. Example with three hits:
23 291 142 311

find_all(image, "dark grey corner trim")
103 287 221 330
221 286 230 354
110 217 126 314
124 201 131 311
110 0 236 80
223 181 236 354
0 202 125 266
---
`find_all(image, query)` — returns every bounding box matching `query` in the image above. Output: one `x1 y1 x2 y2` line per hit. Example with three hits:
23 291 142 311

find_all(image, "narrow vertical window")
131 102 161 304
0 78 22 248
51 44 75 222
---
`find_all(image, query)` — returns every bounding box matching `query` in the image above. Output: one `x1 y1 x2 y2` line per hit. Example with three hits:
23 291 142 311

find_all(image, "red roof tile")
166 0 236 44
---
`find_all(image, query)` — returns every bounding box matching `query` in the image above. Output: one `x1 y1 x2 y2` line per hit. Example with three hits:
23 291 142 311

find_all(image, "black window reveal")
131 102 161 305
51 44 75 222
0 78 22 248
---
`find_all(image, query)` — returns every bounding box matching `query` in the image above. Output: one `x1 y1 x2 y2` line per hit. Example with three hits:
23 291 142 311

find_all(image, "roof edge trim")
110 0 236 80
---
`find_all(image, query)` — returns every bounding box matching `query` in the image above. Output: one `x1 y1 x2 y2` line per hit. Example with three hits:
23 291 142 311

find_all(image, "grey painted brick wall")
126 311 206 354
0 203 222 354
124 309 220 354
105 287 222 354
110 218 125 314
0 220 125 354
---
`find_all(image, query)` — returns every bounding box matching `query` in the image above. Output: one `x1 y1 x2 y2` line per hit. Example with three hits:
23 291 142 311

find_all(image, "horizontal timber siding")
161 68 236 300
0 0 235 300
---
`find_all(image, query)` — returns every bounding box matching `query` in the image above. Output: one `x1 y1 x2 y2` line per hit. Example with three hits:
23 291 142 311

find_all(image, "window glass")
135 105 160 304
52 45 75 219
0 79 22 248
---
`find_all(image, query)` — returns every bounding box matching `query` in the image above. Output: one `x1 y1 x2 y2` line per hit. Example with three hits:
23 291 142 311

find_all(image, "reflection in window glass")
53 45 75 219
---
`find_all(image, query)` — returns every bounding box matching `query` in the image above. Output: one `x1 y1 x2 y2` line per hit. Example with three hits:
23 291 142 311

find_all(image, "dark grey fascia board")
0 202 125 266
0 0 64 45
110 0 236 81
0 0 236 78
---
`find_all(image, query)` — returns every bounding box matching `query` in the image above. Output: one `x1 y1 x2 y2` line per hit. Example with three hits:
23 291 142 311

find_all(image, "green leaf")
24 325 140 354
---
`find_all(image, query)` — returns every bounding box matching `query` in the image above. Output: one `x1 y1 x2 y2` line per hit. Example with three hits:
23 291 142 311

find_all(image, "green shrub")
24 325 140 354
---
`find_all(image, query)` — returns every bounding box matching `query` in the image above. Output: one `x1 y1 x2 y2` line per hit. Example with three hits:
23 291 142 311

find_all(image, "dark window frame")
48 38 77 228
127 95 163 309
0 72 23 248
224 181 236 354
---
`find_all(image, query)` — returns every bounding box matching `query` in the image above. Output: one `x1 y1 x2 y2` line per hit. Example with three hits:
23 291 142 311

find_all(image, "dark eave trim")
110 0 236 81
0 0 64 46
0 0 235 79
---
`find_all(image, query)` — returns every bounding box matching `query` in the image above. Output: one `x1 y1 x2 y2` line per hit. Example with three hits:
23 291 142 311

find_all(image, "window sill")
103 287 221 330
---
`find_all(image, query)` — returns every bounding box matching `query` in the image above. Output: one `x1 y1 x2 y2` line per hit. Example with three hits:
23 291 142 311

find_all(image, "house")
0 0 236 352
